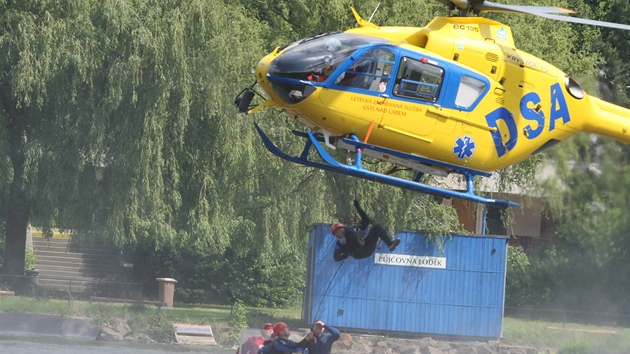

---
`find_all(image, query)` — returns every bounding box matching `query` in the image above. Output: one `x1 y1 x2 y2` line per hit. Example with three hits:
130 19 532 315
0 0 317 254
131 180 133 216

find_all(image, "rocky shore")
328 333 538 354
0 313 542 354
232 328 541 354
98 320 154 343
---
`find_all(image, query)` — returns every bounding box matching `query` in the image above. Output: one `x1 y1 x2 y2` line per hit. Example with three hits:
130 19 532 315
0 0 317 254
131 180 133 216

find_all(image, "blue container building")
303 224 508 339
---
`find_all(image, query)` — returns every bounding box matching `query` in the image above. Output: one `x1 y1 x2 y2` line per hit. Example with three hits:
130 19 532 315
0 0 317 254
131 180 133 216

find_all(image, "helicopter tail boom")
584 97 630 144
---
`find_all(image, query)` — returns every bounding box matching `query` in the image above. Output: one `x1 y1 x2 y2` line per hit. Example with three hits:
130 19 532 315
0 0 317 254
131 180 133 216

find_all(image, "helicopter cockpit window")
268 33 387 82
455 75 487 108
393 57 444 102
335 48 395 92
267 33 389 104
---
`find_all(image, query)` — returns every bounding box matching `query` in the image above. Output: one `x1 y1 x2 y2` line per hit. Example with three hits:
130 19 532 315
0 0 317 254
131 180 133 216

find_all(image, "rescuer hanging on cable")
331 200 400 261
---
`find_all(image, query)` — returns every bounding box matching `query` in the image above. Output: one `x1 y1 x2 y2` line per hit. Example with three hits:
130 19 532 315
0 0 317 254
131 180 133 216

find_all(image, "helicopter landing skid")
254 123 519 208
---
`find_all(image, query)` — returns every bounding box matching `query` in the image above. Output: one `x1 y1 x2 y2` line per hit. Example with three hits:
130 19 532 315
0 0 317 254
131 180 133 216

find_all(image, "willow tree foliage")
0 0 336 300
0 1 274 275
0 1 111 275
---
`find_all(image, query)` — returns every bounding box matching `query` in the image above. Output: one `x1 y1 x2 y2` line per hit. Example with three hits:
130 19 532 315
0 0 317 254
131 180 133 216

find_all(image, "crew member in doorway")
332 200 400 261
305 320 340 354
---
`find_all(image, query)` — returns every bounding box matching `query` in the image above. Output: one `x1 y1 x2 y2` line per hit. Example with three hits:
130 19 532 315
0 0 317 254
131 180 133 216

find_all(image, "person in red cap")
332 200 400 261
261 321 312 354
237 323 274 354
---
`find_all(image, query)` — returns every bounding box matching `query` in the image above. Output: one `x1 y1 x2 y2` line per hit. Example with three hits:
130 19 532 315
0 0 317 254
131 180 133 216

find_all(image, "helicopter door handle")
375 94 389 105
428 107 451 118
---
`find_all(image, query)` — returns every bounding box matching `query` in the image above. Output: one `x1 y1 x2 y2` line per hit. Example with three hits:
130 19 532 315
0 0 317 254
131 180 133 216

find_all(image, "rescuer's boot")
388 238 400 252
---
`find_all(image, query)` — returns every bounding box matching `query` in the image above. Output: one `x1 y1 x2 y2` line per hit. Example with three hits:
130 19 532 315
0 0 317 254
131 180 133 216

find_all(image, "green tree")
0 1 107 275
593 0 630 106
0 1 271 276
505 245 532 308
533 0 630 315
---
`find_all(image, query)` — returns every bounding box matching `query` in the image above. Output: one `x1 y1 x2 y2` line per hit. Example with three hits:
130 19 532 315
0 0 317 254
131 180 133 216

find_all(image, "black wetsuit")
333 202 394 261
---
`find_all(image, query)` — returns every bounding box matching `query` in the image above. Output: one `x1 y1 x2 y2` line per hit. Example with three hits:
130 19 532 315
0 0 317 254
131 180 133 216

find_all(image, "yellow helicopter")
235 0 630 208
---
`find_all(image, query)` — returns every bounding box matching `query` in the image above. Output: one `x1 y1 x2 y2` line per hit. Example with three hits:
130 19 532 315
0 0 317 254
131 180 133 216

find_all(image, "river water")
0 334 235 354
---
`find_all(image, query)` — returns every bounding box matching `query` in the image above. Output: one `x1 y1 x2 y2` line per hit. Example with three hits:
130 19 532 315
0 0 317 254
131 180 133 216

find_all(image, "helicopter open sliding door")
379 55 445 145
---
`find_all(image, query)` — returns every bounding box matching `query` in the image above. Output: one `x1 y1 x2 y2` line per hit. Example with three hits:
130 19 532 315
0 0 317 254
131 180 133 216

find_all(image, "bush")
230 300 248 343
25 248 36 270
0 237 37 272
127 243 305 307
505 245 532 308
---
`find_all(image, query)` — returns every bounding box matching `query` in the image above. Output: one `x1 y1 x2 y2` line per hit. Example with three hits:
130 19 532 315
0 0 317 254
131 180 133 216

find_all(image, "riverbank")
0 312 540 354
0 312 100 339
0 332 235 354
1 297 628 353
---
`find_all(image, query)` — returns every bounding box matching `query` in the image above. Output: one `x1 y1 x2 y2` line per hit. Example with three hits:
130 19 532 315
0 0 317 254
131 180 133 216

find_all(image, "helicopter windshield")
268 33 389 82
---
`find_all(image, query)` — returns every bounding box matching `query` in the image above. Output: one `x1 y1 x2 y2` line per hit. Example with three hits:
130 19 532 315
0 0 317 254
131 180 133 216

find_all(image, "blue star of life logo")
453 136 476 159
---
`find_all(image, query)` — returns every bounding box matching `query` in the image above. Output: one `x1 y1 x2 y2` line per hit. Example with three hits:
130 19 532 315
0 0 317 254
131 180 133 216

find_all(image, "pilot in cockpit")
308 38 343 82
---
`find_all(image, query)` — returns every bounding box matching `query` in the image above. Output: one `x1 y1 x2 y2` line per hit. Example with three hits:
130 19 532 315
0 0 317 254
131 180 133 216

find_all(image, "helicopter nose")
252 52 289 104
257 53 316 106
254 52 274 88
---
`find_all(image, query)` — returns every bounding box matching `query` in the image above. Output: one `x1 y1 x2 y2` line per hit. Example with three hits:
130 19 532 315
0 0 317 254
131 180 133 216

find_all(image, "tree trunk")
2 119 30 277
3 180 29 276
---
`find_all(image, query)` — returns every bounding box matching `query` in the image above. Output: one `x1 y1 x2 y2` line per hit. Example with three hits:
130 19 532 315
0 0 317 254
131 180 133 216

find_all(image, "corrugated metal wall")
303 224 508 338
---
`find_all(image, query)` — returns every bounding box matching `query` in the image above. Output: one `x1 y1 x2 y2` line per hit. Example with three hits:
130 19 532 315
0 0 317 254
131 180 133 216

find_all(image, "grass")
0 297 304 326
170 303 306 328
502 317 630 353
1 296 629 352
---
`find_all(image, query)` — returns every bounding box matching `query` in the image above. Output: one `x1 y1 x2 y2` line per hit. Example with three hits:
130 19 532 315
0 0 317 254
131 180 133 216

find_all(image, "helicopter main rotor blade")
478 2 630 30
444 0 572 15
442 1 630 31
532 12 630 31
474 2 575 15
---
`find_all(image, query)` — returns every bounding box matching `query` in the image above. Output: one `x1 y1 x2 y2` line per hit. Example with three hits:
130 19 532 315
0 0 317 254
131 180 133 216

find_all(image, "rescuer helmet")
331 222 345 234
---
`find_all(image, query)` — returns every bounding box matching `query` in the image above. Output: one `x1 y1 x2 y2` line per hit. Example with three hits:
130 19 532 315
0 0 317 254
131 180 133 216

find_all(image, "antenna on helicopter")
368 3 381 23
